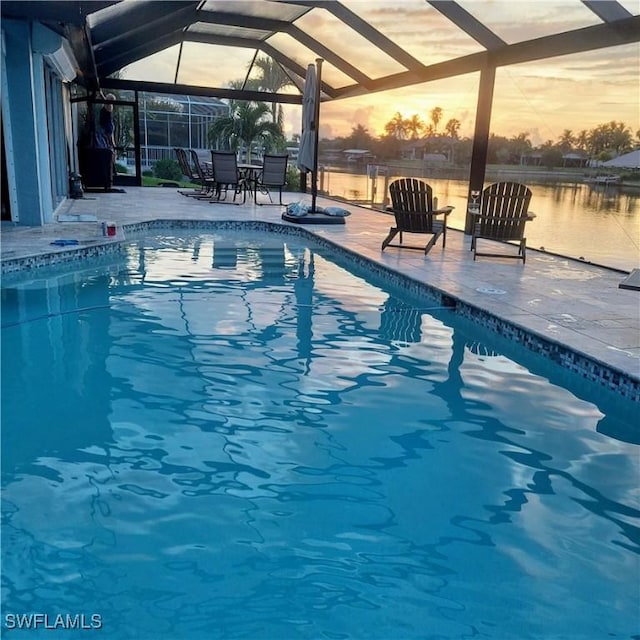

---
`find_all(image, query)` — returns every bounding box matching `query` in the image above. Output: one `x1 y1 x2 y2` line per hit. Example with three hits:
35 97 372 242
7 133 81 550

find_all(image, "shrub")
621 170 640 182
114 162 128 174
540 148 563 168
153 159 182 181
286 166 300 191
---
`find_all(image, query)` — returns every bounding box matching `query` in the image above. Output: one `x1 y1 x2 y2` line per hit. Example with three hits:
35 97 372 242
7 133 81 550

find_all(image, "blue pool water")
1 231 638 639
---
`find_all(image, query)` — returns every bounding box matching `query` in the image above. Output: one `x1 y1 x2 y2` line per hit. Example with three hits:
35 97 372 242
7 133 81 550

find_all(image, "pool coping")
2 217 639 402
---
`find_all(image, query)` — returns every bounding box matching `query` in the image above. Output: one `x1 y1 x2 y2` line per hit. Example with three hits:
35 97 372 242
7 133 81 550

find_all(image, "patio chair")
210 151 246 204
188 149 219 199
470 182 535 263
381 178 454 254
174 148 208 197
255 154 288 205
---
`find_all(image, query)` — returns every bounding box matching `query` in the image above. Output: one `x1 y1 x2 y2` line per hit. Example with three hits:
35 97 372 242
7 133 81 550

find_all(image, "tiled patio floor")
2 186 638 396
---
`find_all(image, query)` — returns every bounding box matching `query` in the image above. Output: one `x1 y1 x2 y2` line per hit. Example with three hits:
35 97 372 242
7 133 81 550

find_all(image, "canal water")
317 169 640 272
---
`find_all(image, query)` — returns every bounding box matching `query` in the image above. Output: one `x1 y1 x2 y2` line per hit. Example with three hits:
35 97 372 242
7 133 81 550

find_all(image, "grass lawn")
141 176 200 188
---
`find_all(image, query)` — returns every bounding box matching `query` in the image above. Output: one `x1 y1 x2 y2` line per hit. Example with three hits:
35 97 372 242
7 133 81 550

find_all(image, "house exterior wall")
1 19 73 226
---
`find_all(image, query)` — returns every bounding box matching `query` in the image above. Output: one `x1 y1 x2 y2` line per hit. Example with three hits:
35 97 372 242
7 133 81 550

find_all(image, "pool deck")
1 186 639 396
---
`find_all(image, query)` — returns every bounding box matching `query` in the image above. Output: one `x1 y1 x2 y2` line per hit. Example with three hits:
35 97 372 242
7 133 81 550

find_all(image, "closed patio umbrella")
297 59 323 212
297 63 317 174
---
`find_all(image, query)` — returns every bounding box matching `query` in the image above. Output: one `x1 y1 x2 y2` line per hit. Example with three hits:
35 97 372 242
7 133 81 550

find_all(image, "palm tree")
557 129 575 153
252 55 292 126
208 101 283 162
440 118 462 163
430 106 443 133
510 132 532 165
344 124 374 149
576 129 589 153
384 112 408 140
405 114 424 140
607 120 633 155
587 121 633 157
444 118 461 139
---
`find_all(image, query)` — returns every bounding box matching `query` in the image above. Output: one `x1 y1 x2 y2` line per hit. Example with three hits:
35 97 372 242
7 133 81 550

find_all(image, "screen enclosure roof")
2 0 639 105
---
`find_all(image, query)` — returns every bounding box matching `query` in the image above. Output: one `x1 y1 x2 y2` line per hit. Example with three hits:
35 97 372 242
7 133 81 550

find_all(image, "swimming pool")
2 230 638 639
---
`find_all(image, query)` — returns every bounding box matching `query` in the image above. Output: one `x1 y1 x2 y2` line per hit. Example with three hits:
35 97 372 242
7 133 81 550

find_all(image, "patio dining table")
238 163 263 196
202 159 263 201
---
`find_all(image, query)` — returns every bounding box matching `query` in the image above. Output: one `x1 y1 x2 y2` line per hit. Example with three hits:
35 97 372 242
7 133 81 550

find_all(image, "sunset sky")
121 1 640 146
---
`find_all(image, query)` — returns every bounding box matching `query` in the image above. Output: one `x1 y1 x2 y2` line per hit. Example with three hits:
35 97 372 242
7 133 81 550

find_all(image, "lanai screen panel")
354 1 485 65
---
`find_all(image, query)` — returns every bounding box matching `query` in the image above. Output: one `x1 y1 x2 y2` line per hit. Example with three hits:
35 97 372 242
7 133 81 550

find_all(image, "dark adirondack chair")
382 178 454 254
470 182 535 263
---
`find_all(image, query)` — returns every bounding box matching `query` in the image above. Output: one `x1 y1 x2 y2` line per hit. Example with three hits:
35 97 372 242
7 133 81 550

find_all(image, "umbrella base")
281 210 346 225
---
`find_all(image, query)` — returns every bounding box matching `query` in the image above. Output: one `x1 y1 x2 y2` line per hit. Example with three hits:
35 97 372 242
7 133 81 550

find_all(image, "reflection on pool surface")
2 231 638 639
